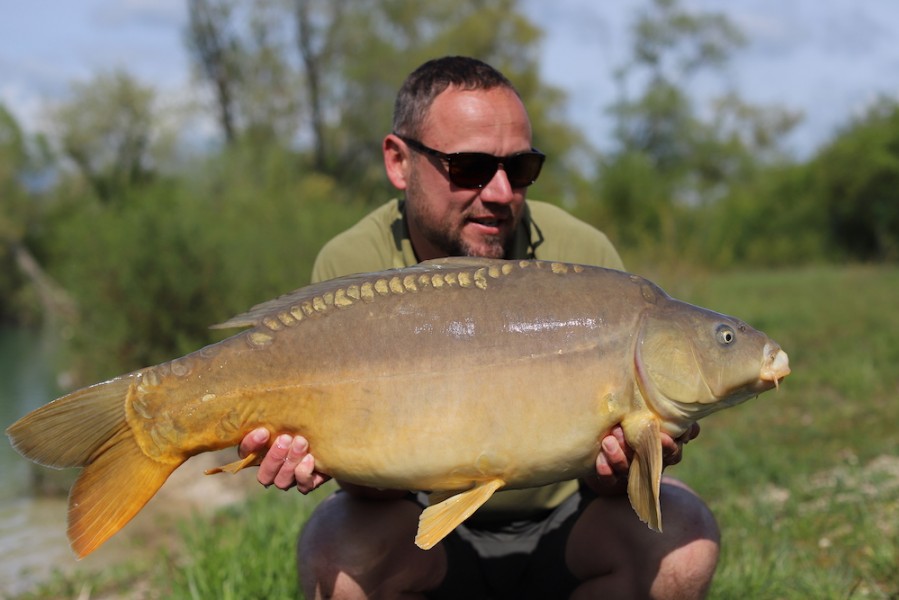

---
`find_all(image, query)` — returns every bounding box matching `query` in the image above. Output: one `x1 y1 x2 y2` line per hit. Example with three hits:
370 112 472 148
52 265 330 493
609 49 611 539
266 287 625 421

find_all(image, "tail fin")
6 374 180 558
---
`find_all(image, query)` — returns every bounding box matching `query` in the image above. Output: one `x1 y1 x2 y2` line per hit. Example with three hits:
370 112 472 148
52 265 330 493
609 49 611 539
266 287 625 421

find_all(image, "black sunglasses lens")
448 152 545 189
448 154 498 188
506 153 545 188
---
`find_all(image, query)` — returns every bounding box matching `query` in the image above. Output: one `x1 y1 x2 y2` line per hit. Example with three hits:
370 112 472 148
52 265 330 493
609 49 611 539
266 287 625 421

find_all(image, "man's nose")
478 167 515 203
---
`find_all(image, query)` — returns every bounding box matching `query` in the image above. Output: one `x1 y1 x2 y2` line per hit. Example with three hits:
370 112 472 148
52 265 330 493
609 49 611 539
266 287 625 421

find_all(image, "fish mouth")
760 344 791 389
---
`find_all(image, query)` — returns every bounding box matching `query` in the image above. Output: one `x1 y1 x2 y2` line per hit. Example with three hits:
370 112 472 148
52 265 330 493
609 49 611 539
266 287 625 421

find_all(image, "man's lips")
466 215 505 232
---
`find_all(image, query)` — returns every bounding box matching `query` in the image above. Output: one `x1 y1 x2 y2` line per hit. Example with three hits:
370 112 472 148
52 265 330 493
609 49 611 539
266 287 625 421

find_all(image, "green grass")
158 489 321 599
14 264 899 599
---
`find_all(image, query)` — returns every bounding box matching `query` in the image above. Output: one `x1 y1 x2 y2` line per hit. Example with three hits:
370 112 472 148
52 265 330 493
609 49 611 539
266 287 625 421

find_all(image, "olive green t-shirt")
310 198 624 517
312 199 624 282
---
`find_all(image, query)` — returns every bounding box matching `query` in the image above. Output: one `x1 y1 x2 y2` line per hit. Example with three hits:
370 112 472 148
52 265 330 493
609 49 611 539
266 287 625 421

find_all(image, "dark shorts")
413 483 597 600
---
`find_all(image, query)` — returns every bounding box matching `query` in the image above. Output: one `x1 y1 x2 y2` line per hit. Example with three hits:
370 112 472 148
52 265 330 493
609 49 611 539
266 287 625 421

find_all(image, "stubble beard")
405 173 512 259
461 232 507 259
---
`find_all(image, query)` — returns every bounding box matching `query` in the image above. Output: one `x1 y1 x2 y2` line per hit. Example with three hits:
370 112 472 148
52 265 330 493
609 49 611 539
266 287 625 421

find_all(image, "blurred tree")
0 105 32 247
808 98 899 261
591 0 800 263
187 0 311 149
182 0 586 203
0 104 35 325
46 146 366 381
294 0 347 172
48 70 156 204
610 0 745 171
307 0 589 202
0 104 74 327
186 0 242 143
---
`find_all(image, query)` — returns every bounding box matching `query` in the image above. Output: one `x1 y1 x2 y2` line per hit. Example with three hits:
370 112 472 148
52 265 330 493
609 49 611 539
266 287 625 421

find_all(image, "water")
0 327 71 596
0 327 259 597
0 328 63 500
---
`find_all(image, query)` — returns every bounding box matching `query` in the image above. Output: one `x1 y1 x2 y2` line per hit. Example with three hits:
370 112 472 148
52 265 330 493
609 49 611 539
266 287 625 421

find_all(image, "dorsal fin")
211 259 514 330
211 271 377 329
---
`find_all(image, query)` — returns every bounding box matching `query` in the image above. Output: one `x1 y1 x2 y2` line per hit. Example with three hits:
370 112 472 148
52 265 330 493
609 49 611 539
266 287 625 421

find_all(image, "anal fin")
205 451 262 475
621 412 663 531
415 478 504 550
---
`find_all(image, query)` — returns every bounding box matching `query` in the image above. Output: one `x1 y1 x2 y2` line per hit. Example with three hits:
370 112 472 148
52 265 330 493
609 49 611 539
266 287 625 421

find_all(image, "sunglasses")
396 135 546 189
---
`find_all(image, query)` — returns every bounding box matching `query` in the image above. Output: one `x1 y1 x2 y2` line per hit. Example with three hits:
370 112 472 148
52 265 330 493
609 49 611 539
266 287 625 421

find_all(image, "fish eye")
716 325 736 345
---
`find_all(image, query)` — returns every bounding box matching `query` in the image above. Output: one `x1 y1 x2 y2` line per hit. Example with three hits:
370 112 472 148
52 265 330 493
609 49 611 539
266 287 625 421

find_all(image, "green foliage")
328 0 578 196
582 0 811 269
44 144 366 382
0 104 56 325
0 105 32 323
805 98 899 261
581 150 679 253
686 163 831 268
48 70 157 204
184 0 587 203
629 0 745 77
610 0 745 166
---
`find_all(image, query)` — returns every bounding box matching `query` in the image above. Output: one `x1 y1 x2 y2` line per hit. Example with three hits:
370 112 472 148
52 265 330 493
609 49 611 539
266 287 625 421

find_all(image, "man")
239 56 718 599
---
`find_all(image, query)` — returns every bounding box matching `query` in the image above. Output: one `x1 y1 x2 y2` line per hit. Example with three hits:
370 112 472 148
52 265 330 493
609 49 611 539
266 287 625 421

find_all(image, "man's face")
400 86 534 260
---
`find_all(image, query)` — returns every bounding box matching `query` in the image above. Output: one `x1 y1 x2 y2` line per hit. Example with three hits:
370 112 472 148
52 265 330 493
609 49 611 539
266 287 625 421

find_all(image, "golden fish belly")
162 348 633 492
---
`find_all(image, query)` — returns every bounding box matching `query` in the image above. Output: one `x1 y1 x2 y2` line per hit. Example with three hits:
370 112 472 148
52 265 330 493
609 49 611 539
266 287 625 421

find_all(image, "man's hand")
588 423 701 496
239 428 331 493
242 421 700 497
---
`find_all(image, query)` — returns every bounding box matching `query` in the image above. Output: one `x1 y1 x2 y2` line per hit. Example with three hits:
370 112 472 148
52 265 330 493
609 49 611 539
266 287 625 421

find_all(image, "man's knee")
296 493 447 599
650 480 720 598
567 479 719 599
297 494 411 587
658 478 720 555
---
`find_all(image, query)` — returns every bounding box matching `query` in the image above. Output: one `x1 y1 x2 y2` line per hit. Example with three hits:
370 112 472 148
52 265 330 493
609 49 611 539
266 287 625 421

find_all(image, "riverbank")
1 450 260 598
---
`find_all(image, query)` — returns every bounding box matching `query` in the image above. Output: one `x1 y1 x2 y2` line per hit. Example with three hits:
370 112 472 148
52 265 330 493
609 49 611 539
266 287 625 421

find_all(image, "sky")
2 0 898 159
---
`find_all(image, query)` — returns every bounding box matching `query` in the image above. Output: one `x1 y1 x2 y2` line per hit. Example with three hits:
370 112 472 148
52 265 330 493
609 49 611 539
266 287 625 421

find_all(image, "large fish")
7 258 789 558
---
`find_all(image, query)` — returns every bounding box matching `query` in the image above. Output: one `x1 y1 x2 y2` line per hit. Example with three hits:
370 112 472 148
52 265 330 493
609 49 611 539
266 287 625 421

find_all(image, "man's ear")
383 134 410 190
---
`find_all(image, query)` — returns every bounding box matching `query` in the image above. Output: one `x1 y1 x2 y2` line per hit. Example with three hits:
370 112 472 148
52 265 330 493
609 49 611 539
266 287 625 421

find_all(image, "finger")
257 434 292 486
296 454 329 494
600 434 629 476
687 422 701 442
274 436 310 490
596 445 614 478
610 426 635 461
661 433 684 466
239 427 270 459
295 454 315 494
610 425 626 446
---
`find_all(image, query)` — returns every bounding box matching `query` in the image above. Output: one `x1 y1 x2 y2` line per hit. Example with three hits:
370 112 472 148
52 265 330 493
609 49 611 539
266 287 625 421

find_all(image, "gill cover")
636 302 767 430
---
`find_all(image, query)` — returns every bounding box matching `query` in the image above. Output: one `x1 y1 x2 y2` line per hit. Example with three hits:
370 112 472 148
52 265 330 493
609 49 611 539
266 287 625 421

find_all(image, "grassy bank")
659 264 899 598
15 264 899 599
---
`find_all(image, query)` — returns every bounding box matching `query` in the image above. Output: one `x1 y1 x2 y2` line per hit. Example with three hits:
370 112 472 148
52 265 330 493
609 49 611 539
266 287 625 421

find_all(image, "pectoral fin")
621 412 663 531
415 478 504 550
205 451 262 475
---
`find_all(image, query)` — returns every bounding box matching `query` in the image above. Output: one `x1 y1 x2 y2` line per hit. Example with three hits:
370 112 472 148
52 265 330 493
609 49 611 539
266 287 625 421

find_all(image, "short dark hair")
392 56 520 138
